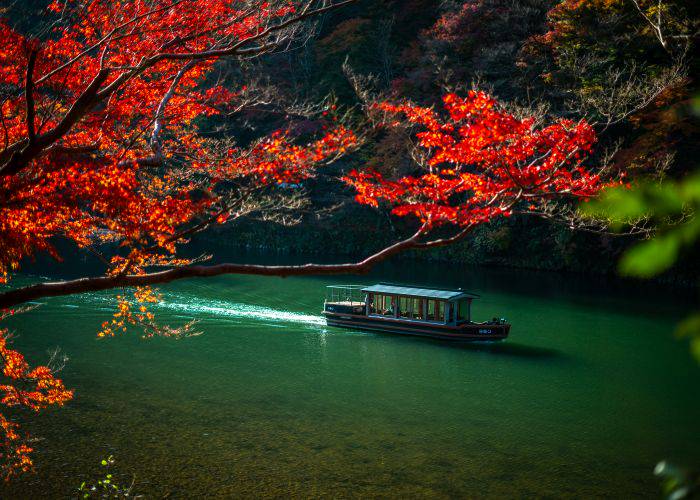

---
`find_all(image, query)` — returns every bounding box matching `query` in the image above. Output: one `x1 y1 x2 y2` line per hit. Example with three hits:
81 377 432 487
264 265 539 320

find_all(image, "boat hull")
323 312 510 341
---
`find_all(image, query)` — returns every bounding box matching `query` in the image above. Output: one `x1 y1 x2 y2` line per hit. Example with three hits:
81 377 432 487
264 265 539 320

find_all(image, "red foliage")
344 91 601 227
427 1 489 45
1 316 72 478
0 1 355 283
0 0 356 477
213 126 357 184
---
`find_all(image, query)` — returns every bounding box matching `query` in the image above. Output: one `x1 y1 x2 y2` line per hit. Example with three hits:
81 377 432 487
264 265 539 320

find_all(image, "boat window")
411 298 424 320
386 296 396 317
457 299 470 322
373 294 380 315
427 300 446 322
398 296 411 318
368 293 376 314
372 294 395 316
435 301 445 322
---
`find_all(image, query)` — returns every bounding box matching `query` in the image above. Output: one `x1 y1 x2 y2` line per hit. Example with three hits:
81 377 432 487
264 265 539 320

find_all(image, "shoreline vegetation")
196 218 700 288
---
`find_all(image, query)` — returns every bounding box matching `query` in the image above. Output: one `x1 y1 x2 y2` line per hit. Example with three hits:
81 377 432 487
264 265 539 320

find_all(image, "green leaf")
648 183 687 215
581 186 649 222
676 313 700 339
691 93 700 117
676 313 700 363
618 234 680 277
680 172 700 202
690 338 700 363
101 460 107 466
580 177 694 230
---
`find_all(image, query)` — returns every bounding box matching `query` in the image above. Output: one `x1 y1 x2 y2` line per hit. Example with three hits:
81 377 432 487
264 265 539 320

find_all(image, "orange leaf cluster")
97 285 199 339
0 328 73 478
0 1 357 282
345 91 601 226
98 286 159 338
207 126 357 184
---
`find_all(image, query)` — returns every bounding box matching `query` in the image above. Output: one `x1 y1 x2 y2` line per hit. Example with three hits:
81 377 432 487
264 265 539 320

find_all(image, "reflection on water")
409 338 564 360
0 261 698 498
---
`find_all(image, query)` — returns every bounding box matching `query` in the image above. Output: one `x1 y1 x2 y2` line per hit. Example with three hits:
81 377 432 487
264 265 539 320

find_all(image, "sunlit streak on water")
40 288 329 328
156 297 326 327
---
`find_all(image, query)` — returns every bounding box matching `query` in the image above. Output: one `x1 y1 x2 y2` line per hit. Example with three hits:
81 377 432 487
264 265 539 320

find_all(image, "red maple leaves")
344 91 601 227
0 1 358 283
1 316 72 477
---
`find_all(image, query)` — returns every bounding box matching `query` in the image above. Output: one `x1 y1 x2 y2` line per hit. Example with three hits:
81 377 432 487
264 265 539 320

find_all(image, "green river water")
0 256 698 498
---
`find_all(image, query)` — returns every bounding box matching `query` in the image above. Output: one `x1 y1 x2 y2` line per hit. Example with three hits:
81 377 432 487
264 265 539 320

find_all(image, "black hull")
323 312 510 342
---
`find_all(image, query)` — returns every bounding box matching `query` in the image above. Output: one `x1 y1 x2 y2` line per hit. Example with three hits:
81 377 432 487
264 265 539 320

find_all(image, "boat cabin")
363 284 479 326
323 283 510 341
324 284 481 326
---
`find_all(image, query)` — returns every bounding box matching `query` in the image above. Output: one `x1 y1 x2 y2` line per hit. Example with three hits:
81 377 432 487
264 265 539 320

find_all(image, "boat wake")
156 296 326 327
47 290 326 329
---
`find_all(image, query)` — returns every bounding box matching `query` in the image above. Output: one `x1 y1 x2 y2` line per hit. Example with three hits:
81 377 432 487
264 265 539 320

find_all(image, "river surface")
0 256 698 498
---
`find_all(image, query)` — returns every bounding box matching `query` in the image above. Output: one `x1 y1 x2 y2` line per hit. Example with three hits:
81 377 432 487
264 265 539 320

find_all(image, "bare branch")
0 222 452 310
132 60 198 167
25 48 38 143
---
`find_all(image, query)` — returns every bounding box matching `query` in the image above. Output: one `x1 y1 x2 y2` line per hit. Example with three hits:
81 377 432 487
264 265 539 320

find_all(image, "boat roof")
361 284 480 301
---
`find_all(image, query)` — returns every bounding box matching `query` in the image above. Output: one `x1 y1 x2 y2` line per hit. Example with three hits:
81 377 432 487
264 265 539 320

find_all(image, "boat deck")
326 301 365 307
323 310 510 341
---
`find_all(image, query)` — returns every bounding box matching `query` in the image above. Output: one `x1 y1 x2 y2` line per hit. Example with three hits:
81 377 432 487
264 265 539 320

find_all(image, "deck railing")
325 285 366 304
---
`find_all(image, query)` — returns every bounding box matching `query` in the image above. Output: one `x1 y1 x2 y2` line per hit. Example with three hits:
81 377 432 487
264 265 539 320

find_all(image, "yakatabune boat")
322 284 510 341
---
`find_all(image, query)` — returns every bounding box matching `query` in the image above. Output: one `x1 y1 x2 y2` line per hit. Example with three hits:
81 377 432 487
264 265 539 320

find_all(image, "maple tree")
0 0 359 477
0 0 610 478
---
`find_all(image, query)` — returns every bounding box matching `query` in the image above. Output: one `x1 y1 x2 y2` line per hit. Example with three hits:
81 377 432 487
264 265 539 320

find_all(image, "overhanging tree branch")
0 222 476 309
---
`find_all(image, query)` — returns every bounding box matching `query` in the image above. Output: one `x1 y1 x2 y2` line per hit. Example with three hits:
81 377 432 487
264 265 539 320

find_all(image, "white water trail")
56 290 326 328
157 297 326 326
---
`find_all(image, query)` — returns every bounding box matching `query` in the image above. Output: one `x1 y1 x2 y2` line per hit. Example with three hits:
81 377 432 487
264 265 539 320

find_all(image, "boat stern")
462 320 510 340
